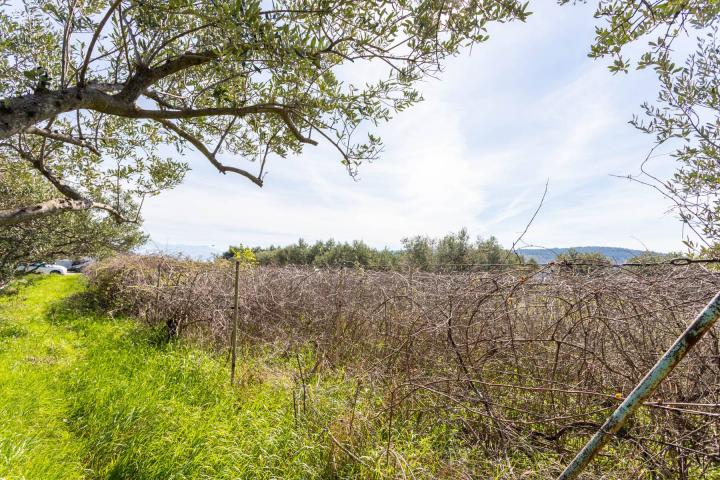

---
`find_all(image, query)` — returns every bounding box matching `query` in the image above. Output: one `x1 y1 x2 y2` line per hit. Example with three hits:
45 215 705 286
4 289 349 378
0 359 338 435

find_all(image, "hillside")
516 246 655 264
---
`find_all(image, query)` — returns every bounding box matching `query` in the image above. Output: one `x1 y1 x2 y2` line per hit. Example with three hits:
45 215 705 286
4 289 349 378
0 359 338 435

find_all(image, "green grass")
0 276 470 479
0 276 335 479
0 276 87 479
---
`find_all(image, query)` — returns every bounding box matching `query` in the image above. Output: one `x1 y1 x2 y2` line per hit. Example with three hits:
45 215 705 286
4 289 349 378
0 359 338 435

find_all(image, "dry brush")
87 255 720 478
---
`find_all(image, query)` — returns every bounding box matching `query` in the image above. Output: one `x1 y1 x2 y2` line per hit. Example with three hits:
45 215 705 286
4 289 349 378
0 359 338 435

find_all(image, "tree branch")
0 86 320 149
126 105 319 147
18 150 85 201
104 101 295 140
156 119 264 187
118 50 218 101
2 148 133 226
0 197 128 227
79 0 123 85
23 126 100 155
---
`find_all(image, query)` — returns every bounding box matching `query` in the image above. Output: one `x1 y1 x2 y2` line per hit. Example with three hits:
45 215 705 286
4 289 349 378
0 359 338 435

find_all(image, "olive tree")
0 154 144 285
0 0 530 226
563 1 720 247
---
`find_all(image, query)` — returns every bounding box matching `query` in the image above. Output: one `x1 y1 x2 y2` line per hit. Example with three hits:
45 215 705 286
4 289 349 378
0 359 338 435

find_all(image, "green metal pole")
557 290 720 480
230 260 239 385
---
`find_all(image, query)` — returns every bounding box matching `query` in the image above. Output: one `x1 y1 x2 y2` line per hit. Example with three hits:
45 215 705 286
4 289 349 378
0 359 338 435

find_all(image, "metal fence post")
557 290 720 480
230 260 240 385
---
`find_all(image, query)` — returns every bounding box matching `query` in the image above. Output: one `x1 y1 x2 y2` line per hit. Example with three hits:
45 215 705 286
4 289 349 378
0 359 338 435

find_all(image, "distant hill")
516 246 656 264
138 242 222 260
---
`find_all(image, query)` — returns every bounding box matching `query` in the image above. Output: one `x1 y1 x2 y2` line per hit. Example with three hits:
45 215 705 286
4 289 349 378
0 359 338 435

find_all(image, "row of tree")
223 230 531 270
224 229 658 271
223 235 684 272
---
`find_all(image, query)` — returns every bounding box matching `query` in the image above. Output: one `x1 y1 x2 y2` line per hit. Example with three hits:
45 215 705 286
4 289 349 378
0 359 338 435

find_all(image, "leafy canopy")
0 153 144 285
0 0 531 225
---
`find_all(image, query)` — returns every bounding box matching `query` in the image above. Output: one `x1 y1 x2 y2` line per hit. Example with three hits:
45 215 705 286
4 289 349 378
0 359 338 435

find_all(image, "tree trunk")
0 86 124 139
0 198 94 226
0 88 85 139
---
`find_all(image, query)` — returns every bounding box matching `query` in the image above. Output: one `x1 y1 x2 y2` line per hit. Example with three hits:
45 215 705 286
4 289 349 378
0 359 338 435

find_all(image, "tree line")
223 229 534 271
221 235 683 272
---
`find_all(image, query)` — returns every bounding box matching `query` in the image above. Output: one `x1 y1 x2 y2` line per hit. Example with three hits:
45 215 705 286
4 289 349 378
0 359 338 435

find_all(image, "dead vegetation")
87 255 720 478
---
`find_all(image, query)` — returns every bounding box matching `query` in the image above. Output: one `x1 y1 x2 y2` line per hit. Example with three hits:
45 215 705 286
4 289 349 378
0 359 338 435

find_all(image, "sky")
141 2 689 253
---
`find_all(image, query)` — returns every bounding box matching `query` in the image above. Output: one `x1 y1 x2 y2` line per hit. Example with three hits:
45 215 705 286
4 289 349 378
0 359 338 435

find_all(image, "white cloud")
141 4 687 253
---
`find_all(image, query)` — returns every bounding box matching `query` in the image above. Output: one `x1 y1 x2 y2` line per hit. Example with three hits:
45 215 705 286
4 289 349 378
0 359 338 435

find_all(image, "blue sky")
142 2 688 253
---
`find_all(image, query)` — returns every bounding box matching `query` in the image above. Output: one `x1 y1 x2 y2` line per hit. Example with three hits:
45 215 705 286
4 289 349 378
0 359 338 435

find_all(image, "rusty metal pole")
230 260 240 385
557 290 720 480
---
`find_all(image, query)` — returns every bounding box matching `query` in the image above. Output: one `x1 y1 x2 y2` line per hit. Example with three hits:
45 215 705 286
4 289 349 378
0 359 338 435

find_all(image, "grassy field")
0 276 328 479
0 275 482 479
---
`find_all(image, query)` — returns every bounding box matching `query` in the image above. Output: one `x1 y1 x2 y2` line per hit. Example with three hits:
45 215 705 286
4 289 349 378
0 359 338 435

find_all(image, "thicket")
87 255 720 478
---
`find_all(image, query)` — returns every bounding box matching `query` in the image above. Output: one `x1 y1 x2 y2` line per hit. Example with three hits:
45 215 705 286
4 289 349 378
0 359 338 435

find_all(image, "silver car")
15 262 68 275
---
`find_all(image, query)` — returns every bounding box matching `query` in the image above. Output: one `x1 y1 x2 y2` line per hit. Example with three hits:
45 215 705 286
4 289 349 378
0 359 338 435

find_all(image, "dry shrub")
87 255 720 477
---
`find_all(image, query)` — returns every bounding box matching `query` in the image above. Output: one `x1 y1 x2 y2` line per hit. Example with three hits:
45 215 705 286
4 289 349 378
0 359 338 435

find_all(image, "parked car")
15 262 68 275
68 259 93 273
55 258 94 272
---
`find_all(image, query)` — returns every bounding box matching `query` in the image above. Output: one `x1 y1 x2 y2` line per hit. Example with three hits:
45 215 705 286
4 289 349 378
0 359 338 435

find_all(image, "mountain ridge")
516 246 657 264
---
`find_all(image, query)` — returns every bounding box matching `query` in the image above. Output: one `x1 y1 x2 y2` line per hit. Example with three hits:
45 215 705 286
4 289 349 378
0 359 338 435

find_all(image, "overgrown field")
85 255 720 479
1 275 477 479
3 264 720 479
